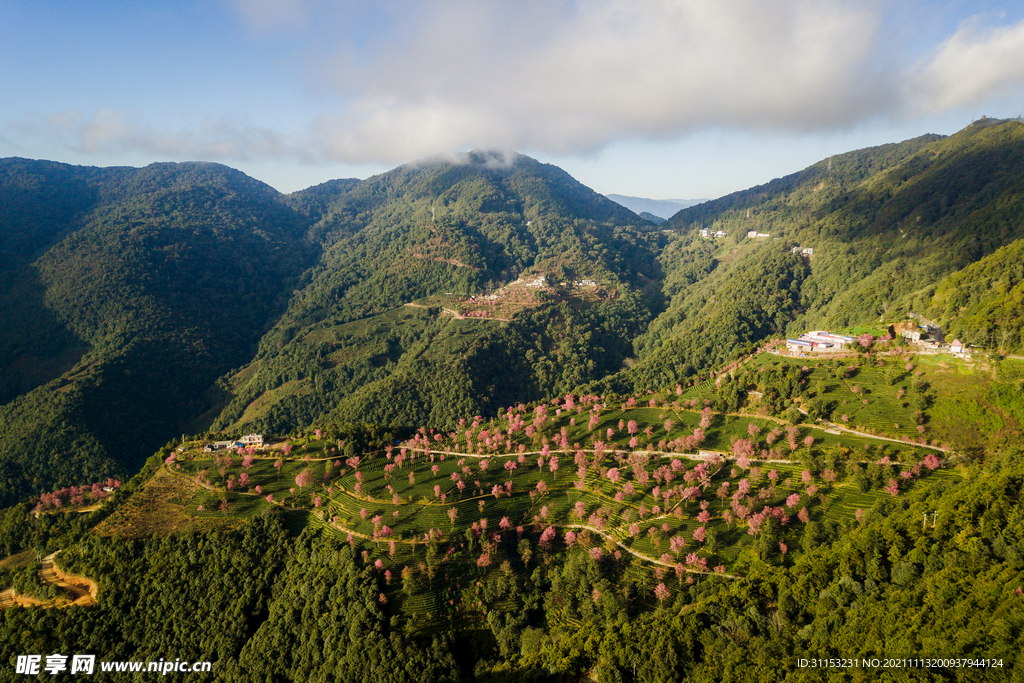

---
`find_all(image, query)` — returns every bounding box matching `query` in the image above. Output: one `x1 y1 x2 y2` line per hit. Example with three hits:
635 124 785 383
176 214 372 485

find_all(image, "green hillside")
0 160 312 505
208 152 661 435
5 107 1024 681
619 120 1024 391
2 344 1020 681
928 237 1024 353
3 121 1024 507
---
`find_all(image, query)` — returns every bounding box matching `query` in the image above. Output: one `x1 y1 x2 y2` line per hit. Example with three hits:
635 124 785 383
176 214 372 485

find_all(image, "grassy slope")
161 346 1000 601
623 120 1024 394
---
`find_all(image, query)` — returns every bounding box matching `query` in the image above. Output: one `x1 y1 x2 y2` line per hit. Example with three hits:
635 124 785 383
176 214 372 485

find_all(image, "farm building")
786 338 813 351
893 322 922 342
786 331 854 353
238 433 264 447
700 229 728 239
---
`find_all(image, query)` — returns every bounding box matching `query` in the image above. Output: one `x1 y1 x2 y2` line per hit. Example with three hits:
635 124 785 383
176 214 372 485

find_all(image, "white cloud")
909 15 1024 112
19 109 294 162
17 1 1024 169
305 0 896 161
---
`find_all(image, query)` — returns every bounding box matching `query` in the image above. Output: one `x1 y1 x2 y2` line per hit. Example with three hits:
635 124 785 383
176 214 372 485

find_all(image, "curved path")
0 552 98 609
558 523 741 579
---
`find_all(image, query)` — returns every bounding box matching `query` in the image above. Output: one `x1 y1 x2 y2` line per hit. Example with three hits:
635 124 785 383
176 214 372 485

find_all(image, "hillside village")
784 319 976 360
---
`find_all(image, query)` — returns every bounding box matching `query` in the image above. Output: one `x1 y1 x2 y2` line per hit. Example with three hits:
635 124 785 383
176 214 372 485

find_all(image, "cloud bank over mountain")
4 0 1024 193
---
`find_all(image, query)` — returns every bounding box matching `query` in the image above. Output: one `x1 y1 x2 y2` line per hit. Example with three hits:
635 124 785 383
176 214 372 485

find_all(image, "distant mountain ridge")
605 194 708 219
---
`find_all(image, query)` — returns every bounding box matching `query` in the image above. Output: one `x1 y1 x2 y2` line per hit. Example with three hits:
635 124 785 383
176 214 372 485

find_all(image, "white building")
238 433 264 447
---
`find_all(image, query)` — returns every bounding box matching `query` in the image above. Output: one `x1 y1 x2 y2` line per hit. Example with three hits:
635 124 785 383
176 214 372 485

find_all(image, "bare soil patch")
93 467 239 538
0 552 98 609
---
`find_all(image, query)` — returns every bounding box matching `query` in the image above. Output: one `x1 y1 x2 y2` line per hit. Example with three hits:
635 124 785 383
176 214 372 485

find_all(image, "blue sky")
3 0 1024 199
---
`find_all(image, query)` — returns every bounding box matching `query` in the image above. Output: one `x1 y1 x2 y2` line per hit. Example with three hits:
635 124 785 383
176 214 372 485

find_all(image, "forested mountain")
0 160 312 504
202 151 662 436
927 237 1024 353
613 119 1024 391
2 120 1024 505
0 152 660 504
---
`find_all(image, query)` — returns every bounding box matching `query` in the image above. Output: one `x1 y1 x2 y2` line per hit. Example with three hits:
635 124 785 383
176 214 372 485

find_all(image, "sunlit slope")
212 152 662 433
625 120 1024 391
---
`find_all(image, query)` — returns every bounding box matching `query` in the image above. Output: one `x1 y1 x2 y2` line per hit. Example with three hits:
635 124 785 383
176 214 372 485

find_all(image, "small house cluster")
204 433 265 452
949 339 971 359
891 320 943 347
574 279 596 287
786 331 854 353
893 322 922 342
746 230 770 238
700 228 728 239
791 246 814 256
525 275 547 288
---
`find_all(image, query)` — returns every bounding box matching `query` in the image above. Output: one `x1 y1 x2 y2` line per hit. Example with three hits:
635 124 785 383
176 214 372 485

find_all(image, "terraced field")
173 388 947 587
